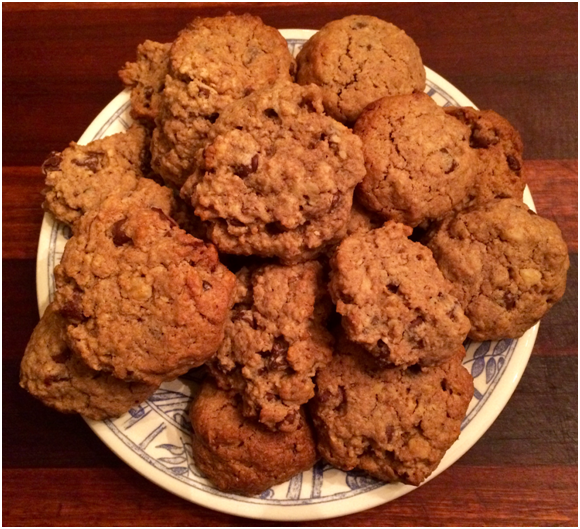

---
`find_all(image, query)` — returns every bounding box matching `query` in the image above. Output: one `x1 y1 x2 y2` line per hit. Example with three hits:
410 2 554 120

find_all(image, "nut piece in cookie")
445 106 526 208
296 15 426 124
53 197 236 385
189 82 366 263
329 221 470 366
190 380 317 496
151 13 296 188
20 304 157 420
425 198 569 341
119 40 171 123
209 261 333 432
42 124 161 227
310 337 473 486
354 92 477 227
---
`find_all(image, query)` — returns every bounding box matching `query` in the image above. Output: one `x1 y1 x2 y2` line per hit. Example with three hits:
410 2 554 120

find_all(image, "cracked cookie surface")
151 13 295 188
20 304 157 420
188 82 366 263
354 93 477 227
190 379 317 495
329 221 470 366
119 40 171 123
42 124 166 227
208 261 333 432
53 196 236 385
446 106 526 209
296 15 426 124
310 338 473 486
425 198 569 341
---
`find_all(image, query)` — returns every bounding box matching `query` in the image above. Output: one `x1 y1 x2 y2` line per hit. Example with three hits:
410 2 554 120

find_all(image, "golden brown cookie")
425 199 569 341
296 15 426 124
446 106 526 208
190 380 317 496
20 304 157 420
188 82 366 263
42 124 164 227
151 14 295 188
311 337 473 486
119 40 171 123
329 221 470 366
208 261 333 432
354 92 477 227
53 196 236 385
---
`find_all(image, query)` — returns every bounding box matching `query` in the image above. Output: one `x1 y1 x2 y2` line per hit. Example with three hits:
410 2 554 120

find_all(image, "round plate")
35 29 537 521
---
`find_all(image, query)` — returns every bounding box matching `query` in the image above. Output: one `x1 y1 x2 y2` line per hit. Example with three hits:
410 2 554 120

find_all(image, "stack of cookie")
22 13 569 495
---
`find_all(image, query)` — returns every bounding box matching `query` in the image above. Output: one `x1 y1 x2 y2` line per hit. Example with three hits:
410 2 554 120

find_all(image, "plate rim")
34 27 537 522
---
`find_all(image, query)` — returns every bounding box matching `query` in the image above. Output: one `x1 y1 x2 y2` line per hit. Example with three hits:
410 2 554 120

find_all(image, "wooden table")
3 3 577 526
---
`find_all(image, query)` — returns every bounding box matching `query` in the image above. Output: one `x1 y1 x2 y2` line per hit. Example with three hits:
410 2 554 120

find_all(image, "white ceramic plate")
35 29 537 521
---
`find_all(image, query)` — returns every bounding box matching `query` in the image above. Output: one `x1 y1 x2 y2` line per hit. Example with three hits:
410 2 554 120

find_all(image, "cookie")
354 92 477 227
53 196 236 385
151 14 295 188
190 380 317 495
209 261 333 432
20 304 157 420
119 40 171 123
42 124 165 227
446 106 526 208
188 82 366 263
310 337 473 486
424 199 569 341
296 15 426 124
329 221 470 366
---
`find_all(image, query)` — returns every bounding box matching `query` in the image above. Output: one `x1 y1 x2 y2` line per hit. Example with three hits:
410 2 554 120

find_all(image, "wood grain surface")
3 3 577 526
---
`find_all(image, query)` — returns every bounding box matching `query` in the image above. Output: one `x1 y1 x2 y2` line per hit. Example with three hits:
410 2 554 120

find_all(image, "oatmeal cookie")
355 92 477 227
188 82 366 263
329 221 470 366
296 15 426 124
425 199 569 341
20 304 157 420
209 261 333 432
311 337 473 486
53 197 236 385
446 106 526 208
190 380 317 495
119 40 171 123
151 14 295 188
42 124 166 227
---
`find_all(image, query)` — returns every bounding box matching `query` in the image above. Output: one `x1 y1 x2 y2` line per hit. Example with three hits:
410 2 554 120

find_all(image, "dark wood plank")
3 3 577 165
2 167 45 259
527 160 578 251
2 466 577 526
